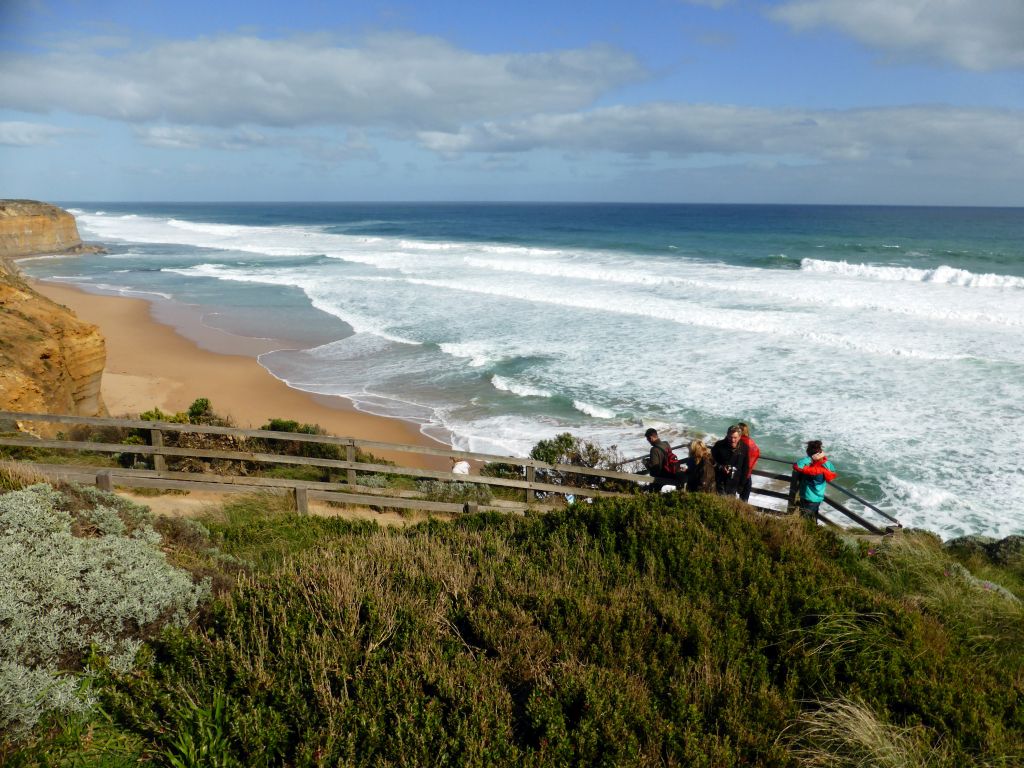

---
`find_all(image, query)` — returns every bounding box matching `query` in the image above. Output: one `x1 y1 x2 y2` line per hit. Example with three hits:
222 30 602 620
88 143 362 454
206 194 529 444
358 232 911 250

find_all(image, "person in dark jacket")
711 424 748 497
683 439 716 493
643 428 682 492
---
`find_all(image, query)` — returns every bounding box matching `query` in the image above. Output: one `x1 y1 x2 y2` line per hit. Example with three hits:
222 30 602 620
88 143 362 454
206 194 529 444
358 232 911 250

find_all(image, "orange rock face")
0 202 106 431
0 200 83 257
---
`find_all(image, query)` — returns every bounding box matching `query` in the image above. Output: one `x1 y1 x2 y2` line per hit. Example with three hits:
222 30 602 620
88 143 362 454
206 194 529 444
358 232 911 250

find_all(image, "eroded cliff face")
0 270 107 430
0 200 83 258
0 202 106 431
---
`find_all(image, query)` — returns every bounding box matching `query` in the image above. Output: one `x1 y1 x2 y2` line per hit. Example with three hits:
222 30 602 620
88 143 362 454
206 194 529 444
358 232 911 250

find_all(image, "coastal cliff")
0 199 86 257
0 201 106 429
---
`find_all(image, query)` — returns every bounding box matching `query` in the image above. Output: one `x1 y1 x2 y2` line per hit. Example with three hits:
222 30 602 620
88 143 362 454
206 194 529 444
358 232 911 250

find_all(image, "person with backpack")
711 424 749 497
643 428 683 492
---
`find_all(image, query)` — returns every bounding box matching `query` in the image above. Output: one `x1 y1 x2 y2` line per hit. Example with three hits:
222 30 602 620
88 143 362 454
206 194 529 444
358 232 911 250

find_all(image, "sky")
1 0 1022 205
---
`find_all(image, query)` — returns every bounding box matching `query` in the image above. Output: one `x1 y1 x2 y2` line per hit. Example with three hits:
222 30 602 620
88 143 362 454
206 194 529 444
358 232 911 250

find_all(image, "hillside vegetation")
1 471 1022 767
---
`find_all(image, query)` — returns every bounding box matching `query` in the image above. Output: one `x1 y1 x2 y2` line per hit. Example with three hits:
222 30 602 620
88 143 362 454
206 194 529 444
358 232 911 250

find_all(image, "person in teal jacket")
792 440 836 520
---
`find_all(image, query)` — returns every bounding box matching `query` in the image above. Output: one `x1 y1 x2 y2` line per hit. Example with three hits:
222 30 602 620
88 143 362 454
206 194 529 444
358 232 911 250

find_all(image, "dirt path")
118 488 441 527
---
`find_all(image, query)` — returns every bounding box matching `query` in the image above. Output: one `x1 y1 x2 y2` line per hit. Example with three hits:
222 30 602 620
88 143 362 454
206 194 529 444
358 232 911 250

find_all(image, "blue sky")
2 0 1022 204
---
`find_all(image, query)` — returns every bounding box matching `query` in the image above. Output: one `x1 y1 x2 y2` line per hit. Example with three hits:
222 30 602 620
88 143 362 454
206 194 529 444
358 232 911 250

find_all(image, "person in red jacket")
738 422 760 503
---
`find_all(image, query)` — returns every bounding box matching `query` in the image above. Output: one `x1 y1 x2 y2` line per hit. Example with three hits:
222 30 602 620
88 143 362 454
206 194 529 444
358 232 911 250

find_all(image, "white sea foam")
795 331 972 361
87 282 174 300
163 264 422 344
573 400 616 418
463 255 709 290
168 219 247 236
14 254 76 263
490 375 552 399
439 341 497 367
801 258 1024 288
166 254 1021 363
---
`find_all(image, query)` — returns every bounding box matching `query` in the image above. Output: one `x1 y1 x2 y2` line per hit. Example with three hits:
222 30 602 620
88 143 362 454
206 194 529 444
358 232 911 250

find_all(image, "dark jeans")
799 499 820 520
739 476 752 502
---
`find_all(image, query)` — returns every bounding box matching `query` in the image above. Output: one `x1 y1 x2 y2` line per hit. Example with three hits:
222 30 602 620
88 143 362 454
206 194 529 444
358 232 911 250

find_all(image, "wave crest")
801 258 1024 288
490 375 552 399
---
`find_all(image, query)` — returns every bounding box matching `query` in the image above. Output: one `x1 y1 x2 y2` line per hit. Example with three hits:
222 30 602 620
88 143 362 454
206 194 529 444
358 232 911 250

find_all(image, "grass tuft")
786 696 943 768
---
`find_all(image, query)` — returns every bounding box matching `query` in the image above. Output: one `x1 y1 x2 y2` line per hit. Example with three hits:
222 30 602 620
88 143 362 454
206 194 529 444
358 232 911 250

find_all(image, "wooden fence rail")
0 411 899 533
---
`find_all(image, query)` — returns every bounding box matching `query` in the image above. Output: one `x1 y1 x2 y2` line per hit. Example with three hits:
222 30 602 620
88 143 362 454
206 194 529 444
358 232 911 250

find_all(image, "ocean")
19 202 1024 539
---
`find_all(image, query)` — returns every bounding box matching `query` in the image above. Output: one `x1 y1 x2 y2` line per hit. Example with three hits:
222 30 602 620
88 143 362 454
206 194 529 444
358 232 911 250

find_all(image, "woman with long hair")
685 439 716 493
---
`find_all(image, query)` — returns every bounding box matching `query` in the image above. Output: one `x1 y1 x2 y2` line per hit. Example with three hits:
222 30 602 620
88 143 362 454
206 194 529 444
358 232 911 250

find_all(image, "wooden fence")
0 411 900 533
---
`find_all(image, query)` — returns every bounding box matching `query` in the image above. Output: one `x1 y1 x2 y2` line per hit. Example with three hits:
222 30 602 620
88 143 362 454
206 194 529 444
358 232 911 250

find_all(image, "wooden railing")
0 412 899 533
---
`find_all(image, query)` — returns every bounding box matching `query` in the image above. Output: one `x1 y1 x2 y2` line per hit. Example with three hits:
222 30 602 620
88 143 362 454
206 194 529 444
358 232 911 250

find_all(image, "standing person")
711 425 748 497
643 428 683 492
792 440 836 520
737 422 761 503
683 439 716 493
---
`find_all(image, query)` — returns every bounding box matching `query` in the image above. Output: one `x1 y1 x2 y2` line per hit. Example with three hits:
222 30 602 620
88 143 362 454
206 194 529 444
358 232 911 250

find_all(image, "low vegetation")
1 464 1021 766
0 482 208 744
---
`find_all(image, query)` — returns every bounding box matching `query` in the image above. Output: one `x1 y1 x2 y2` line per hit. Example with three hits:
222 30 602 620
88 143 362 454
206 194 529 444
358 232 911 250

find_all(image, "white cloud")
136 125 278 151
134 124 377 164
136 125 205 149
416 103 1024 175
771 0 1024 71
0 33 645 130
0 120 71 146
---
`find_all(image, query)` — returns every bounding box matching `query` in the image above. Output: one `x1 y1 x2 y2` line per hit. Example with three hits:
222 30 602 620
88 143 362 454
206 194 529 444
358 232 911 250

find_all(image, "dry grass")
0 460 48 491
786 697 944 768
871 532 1024 667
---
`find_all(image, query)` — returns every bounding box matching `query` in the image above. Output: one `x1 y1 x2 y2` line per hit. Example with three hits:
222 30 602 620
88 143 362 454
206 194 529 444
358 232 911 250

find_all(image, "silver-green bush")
0 484 210 736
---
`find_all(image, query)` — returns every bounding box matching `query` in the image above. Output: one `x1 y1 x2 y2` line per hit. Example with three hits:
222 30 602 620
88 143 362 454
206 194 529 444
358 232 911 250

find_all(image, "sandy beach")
33 280 444 465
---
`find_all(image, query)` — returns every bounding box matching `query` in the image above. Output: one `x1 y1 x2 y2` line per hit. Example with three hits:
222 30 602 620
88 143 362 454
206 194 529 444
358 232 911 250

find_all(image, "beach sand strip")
33 281 445 467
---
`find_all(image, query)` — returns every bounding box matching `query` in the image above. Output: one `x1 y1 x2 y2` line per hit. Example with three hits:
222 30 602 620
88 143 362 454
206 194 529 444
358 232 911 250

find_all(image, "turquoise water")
20 202 1024 538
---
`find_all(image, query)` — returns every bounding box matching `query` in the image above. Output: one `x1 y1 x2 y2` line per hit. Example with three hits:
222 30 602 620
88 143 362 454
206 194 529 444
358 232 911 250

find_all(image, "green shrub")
96 494 1023 766
480 432 635 498
0 484 210 738
256 419 341 462
138 406 188 424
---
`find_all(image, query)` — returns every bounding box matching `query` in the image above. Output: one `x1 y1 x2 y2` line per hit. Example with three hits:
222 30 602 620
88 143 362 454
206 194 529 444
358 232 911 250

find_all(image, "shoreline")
32 279 448 468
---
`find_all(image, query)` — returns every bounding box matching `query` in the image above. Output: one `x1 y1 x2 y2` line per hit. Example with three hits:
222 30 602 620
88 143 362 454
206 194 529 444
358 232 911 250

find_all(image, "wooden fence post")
150 428 167 472
96 470 113 491
294 487 309 516
346 440 357 486
525 464 536 503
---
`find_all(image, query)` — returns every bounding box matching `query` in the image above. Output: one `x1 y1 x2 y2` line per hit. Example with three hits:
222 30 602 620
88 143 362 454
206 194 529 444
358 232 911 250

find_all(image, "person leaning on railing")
792 440 836 519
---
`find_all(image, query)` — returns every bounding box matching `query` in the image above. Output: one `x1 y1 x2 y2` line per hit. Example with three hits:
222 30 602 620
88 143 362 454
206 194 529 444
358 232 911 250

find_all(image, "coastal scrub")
0 483 209 738
95 493 1023 767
